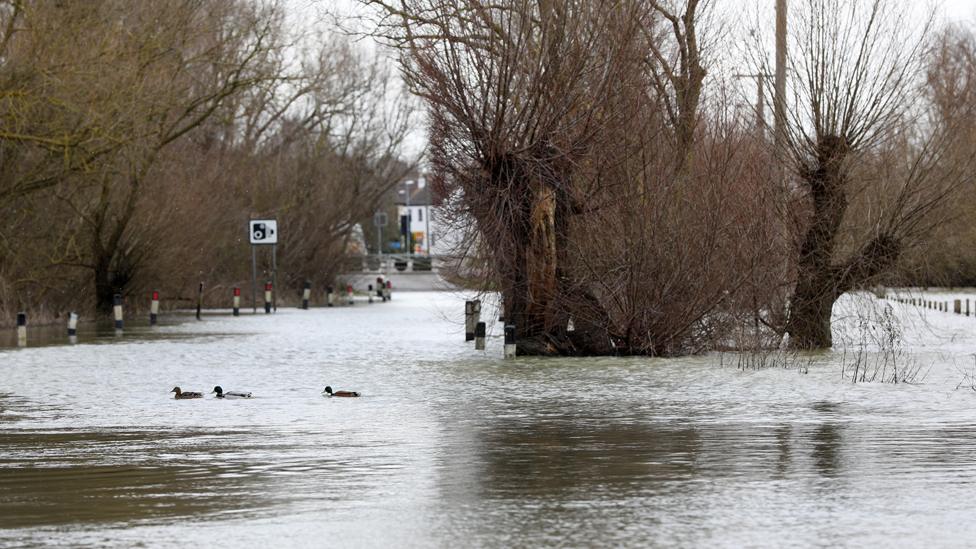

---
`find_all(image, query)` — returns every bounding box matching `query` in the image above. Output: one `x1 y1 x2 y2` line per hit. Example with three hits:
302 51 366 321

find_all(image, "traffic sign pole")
251 245 258 314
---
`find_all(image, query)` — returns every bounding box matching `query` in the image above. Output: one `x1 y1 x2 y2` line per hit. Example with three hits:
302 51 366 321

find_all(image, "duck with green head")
323 386 360 397
212 386 252 399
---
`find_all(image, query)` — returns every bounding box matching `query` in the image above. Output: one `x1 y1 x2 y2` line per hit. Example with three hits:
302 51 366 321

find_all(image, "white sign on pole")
249 219 278 245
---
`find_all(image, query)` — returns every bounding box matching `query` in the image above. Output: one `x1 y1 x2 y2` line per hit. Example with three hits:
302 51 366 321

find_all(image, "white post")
68 312 78 344
302 281 311 310
504 324 516 359
113 294 124 334
16 312 26 347
150 290 160 325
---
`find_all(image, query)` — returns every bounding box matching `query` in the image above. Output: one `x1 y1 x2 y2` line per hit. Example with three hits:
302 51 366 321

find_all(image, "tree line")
362 0 976 354
0 0 417 322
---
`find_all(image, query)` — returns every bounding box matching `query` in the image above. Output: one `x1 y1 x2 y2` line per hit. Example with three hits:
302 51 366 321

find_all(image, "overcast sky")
302 0 976 158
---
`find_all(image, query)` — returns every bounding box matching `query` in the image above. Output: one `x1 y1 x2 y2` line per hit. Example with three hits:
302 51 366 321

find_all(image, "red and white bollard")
150 290 160 326
233 287 241 316
264 282 272 314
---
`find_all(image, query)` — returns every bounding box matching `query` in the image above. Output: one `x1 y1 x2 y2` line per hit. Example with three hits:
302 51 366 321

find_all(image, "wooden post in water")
475 321 486 350
473 300 482 334
465 301 474 341
302 281 311 310
346 284 354 306
113 294 124 334
150 290 160 325
196 283 203 320
327 286 334 307
16 312 26 347
264 282 272 314
233 287 241 316
954 299 961 314
67 312 78 336
504 324 516 359
68 312 78 344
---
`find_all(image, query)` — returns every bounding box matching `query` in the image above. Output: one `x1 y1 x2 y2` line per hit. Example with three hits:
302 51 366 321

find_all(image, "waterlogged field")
2 291 976 548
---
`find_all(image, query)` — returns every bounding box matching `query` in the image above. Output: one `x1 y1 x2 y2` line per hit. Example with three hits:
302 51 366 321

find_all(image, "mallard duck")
171 386 203 399
212 386 252 399
323 386 360 397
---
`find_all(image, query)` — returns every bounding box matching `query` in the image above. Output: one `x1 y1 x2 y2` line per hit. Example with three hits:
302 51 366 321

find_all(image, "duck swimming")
323 386 360 397
171 387 203 399
212 386 252 399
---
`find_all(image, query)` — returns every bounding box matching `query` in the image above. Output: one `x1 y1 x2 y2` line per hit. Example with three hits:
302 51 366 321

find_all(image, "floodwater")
2 291 976 548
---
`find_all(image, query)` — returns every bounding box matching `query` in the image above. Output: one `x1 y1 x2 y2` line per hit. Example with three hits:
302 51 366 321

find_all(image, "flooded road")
2 292 976 548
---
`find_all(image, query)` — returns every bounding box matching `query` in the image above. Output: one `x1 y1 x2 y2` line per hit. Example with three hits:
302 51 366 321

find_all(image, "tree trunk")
93 254 114 315
786 276 837 348
785 136 849 349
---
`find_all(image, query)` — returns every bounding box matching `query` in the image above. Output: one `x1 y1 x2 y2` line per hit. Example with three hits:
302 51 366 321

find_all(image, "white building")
395 175 434 254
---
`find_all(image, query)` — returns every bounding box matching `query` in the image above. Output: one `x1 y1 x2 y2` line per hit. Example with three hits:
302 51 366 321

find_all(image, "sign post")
373 211 388 258
249 219 278 314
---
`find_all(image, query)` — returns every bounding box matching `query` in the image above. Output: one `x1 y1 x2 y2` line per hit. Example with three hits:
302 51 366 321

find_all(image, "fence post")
465 300 474 341
302 281 311 310
113 294 124 333
67 312 78 336
473 299 482 333
954 299 961 315
504 324 516 359
196 283 203 320
150 290 160 325
16 312 26 347
475 321 486 350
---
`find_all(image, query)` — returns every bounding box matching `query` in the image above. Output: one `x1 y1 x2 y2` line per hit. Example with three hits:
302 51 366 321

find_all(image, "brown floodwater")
2 292 976 547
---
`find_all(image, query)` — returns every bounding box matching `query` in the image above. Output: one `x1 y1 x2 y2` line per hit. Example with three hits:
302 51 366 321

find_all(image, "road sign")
373 212 388 228
249 219 277 245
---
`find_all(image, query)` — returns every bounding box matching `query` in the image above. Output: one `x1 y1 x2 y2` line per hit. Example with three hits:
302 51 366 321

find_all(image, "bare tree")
752 0 973 348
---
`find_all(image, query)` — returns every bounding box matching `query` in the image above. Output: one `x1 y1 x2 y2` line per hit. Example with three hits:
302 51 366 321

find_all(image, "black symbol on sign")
252 223 275 241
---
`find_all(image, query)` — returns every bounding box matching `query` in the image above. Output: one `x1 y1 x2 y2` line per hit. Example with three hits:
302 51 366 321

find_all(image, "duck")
171 386 203 399
211 386 252 399
323 386 360 397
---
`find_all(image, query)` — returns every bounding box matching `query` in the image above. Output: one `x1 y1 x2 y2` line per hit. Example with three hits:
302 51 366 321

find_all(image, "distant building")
394 175 434 254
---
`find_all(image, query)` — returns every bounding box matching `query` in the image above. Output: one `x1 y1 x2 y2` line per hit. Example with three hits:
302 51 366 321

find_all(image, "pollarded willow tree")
754 0 973 348
365 0 649 354
364 0 787 356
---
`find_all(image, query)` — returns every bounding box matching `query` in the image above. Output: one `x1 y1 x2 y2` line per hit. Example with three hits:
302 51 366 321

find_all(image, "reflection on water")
477 420 701 497
3 293 976 547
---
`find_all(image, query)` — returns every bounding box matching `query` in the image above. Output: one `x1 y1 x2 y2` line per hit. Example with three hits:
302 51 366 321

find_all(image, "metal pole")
424 203 431 254
251 245 258 314
774 0 787 153
272 244 278 313
406 184 412 255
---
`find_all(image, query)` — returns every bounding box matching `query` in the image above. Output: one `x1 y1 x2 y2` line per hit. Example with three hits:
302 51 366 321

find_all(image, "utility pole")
774 0 787 153
734 72 770 137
